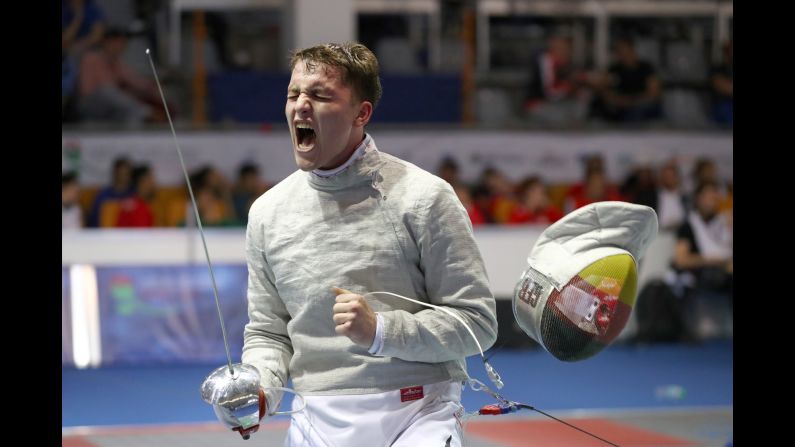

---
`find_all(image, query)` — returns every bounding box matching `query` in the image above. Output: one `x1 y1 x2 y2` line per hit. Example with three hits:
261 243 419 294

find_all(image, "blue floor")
62 341 732 427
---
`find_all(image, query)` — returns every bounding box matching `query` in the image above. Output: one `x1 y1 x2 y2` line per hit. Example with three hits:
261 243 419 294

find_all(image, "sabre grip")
233 388 268 440
212 388 268 440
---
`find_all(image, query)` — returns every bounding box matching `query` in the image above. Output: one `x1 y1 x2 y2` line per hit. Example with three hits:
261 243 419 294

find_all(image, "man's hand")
332 287 377 348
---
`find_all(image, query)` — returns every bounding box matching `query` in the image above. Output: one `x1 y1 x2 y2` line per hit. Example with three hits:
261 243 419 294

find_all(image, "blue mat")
62 341 732 427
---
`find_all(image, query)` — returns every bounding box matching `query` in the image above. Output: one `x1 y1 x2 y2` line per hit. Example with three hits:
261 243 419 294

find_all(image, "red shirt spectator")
116 196 154 227
508 206 563 225
454 185 487 226
508 176 564 225
566 171 623 212
115 164 156 228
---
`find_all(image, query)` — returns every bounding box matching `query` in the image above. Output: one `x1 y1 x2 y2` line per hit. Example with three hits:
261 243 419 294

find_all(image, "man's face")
585 173 606 198
285 61 367 171
114 163 132 188
660 166 679 189
63 182 79 205
697 186 720 216
138 172 156 200
524 183 547 209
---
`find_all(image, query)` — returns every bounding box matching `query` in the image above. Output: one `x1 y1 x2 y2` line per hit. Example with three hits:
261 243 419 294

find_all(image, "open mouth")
295 124 316 151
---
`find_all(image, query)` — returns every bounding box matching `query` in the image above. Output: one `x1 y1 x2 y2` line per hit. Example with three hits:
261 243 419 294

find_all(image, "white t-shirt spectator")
63 205 82 229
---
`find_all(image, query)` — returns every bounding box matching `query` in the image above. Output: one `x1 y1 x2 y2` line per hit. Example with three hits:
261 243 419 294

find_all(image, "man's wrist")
367 312 385 355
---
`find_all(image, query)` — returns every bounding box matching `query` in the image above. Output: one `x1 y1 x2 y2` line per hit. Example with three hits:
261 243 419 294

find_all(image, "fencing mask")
513 201 658 361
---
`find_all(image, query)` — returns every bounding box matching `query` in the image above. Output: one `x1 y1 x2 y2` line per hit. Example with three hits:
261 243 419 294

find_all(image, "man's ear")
353 101 373 128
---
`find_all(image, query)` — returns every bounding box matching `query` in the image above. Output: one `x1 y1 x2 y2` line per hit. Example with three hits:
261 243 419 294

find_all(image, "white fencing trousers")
284 380 465 447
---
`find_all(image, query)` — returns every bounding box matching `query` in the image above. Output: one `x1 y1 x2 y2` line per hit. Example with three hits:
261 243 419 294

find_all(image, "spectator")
62 0 106 56
87 157 134 227
77 28 170 125
62 172 83 229
116 164 156 227
437 156 461 187
62 0 107 120
524 34 592 127
453 185 487 226
470 184 495 224
199 165 235 209
591 37 662 123
181 166 236 227
690 157 728 199
692 157 719 186
479 166 518 223
187 183 239 227
565 155 622 212
566 169 624 212
620 164 657 209
710 40 733 126
507 176 564 225
566 154 605 198
667 181 733 339
655 162 689 231
232 163 271 225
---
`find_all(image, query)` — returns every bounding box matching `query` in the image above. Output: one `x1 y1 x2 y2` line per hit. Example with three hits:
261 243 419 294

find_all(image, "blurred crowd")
62 157 272 230
62 1 732 343
62 152 733 342
62 1 733 128
62 0 175 125
523 34 733 127
441 153 732 343
438 154 731 230
62 153 732 230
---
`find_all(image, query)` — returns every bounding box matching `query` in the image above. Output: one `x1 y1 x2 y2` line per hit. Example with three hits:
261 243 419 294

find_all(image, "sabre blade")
145 49 234 375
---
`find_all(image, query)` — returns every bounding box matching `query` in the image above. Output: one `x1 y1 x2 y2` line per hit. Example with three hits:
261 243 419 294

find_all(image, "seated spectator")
62 172 83 229
710 40 733 126
524 34 592 127
77 28 171 124
437 156 461 187
591 37 662 123
180 166 237 227
565 155 622 212
479 166 519 223
62 0 107 120
116 164 156 227
667 181 733 340
87 156 134 227
453 185 486 226
689 157 728 198
507 176 564 225
566 154 605 197
692 157 718 185
620 164 657 208
62 0 106 56
566 169 624 212
655 162 690 231
470 185 495 224
232 163 271 225
186 183 239 227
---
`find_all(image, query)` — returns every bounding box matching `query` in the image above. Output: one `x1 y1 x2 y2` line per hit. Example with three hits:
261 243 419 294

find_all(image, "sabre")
145 49 307 440
145 48 234 375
